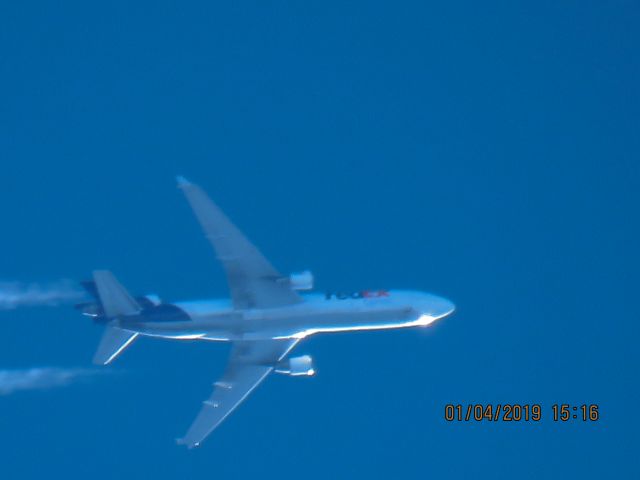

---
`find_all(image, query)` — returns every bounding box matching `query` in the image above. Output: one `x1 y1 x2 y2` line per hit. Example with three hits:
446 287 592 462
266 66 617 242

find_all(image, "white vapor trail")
0 368 101 395
0 280 84 310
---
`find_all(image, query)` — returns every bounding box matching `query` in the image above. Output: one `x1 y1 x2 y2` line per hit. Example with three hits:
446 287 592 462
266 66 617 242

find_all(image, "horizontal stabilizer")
93 325 139 365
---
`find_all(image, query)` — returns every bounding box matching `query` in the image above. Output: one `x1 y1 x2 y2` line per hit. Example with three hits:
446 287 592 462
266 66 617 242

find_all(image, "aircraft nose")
438 297 455 317
425 294 455 319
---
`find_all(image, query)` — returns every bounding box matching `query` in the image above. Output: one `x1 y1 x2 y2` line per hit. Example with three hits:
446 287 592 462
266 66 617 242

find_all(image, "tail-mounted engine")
285 270 314 291
275 355 316 376
75 279 163 321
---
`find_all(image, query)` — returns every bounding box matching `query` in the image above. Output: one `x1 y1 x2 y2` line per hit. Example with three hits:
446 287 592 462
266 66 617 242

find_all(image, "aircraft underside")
121 301 444 342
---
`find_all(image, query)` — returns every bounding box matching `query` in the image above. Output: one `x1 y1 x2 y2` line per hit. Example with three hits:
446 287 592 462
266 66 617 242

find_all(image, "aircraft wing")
177 338 301 448
177 177 303 309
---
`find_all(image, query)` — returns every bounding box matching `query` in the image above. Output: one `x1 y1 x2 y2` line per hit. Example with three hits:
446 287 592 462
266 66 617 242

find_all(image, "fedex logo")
325 290 390 300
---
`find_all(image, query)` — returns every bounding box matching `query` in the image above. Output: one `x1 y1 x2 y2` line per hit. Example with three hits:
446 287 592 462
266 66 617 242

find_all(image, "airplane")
76 177 455 448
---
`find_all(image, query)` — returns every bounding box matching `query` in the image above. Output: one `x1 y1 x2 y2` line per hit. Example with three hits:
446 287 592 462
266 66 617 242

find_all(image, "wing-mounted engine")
275 355 316 376
284 270 314 291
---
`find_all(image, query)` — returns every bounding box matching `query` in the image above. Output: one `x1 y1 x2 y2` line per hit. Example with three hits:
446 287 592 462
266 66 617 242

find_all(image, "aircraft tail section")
91 271 142 365
93 326 139 365
92 270 141 318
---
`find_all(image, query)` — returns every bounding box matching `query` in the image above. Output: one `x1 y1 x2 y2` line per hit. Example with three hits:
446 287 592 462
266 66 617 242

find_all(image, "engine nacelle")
275 355 316 376
144 294 162 306
288 270 314 291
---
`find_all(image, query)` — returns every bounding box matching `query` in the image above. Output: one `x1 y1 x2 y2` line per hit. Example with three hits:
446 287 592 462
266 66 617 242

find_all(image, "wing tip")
176 437 200 449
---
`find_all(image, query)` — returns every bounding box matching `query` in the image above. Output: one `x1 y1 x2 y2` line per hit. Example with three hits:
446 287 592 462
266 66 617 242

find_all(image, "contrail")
0 367 102 395
0 280 84 310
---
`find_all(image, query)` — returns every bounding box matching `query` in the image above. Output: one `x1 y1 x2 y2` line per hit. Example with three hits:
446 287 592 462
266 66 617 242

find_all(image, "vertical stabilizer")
91 271 142 365
92 270 141 318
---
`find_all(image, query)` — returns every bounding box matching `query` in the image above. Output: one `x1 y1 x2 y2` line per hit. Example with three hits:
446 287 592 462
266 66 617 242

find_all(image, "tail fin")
92 270 141 318
91 271 141 365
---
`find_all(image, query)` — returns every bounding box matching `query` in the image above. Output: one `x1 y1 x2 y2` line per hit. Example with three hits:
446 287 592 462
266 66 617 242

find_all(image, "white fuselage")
122 290 455 341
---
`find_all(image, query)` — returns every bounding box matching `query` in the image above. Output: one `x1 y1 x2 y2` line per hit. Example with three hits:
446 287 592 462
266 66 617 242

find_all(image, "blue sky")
0 1 638 478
